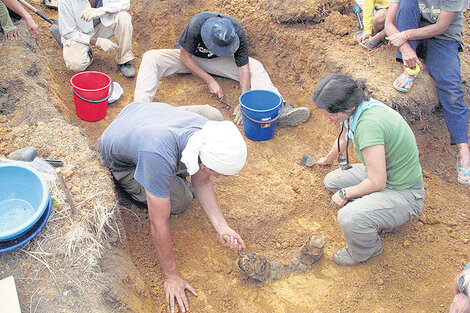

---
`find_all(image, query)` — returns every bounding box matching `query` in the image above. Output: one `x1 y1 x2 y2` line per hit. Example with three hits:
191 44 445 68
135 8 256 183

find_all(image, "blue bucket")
0 163 50 241
239 90 283 141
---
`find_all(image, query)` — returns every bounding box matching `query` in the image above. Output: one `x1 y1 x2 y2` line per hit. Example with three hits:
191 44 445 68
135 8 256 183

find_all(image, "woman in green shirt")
312 73 425 266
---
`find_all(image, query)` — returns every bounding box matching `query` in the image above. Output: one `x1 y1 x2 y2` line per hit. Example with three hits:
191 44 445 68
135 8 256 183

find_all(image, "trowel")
8 147 63 167
300 155 316 167
18 0 62 48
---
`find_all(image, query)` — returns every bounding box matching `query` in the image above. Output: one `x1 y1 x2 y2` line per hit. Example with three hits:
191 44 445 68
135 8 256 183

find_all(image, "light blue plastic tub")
0 163 50 241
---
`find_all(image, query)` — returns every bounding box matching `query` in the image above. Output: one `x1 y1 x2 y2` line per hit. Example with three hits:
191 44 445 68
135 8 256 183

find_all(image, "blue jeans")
395 0 469 144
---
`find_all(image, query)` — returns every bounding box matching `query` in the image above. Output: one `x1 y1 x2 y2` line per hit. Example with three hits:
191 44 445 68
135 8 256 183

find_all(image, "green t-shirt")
353 105 422 190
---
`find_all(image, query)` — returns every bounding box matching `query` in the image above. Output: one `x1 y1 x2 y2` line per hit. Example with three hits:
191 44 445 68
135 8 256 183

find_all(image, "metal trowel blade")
300 155 315 167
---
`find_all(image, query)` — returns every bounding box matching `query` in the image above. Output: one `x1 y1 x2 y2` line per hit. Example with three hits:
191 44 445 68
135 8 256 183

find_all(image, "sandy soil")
9 0 470 311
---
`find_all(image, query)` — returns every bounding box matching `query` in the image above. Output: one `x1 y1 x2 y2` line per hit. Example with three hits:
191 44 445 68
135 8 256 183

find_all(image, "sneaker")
332 246 361 266
278 104 310 127
118 61 136 78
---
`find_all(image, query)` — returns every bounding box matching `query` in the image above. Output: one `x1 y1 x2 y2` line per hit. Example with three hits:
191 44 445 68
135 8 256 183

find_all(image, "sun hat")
201 17 240 57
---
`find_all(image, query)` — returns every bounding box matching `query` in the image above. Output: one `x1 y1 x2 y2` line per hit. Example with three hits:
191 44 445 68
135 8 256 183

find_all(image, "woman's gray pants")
324 164 425 262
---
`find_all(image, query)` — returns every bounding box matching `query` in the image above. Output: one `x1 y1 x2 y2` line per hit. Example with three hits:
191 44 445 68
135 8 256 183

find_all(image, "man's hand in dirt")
220 228 245 251
164 274 198 313
25 16 39 40
233 105 243 125
331 191 348 209
80 7 106 22
207 79 223 99
4 28 20 40
315 156 333 168
95 37 118 52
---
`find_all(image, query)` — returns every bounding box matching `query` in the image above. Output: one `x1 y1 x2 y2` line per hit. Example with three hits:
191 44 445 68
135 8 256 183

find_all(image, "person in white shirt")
58 0 135 77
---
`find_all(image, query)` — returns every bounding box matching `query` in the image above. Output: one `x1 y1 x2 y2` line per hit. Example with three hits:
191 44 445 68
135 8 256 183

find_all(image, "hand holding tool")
18 0 62 47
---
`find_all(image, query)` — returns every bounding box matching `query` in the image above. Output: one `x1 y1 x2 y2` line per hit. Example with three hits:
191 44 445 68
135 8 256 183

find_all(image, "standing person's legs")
134 49 189 102
336 184 424 263
425 39 470 184
63 42 93 72
111 168 193 214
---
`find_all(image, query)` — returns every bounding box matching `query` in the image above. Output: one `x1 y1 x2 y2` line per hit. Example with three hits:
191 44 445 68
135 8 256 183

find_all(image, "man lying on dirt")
58 0 136 77
134 11 310 127
99 101 247 313
1 0 39 39
385 0 470 186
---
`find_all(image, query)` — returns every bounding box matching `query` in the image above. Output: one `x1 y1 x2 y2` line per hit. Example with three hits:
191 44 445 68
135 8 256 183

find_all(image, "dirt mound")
264 0 350 24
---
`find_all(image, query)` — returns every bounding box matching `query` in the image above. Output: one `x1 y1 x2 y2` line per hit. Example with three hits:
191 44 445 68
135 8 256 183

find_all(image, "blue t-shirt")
98 102 207 197
176 12 249 67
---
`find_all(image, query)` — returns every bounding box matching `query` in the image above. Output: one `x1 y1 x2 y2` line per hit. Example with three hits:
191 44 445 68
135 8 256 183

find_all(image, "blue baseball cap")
201 17 240 57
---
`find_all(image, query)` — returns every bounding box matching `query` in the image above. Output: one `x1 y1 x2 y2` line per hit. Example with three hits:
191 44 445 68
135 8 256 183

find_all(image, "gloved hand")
233 105 243 126
80 7 106 22
95 37 118 52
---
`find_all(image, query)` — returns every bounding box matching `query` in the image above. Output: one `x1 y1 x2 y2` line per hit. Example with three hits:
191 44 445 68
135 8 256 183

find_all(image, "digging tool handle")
36 10 54 24
18 0 54 24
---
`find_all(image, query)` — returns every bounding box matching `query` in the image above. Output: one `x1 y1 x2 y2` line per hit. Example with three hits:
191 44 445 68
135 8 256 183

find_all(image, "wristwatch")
458 273 470 296
339 188 348 200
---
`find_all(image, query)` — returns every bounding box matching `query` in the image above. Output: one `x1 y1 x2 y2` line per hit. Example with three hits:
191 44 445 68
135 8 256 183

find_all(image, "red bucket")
70 71 112 122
